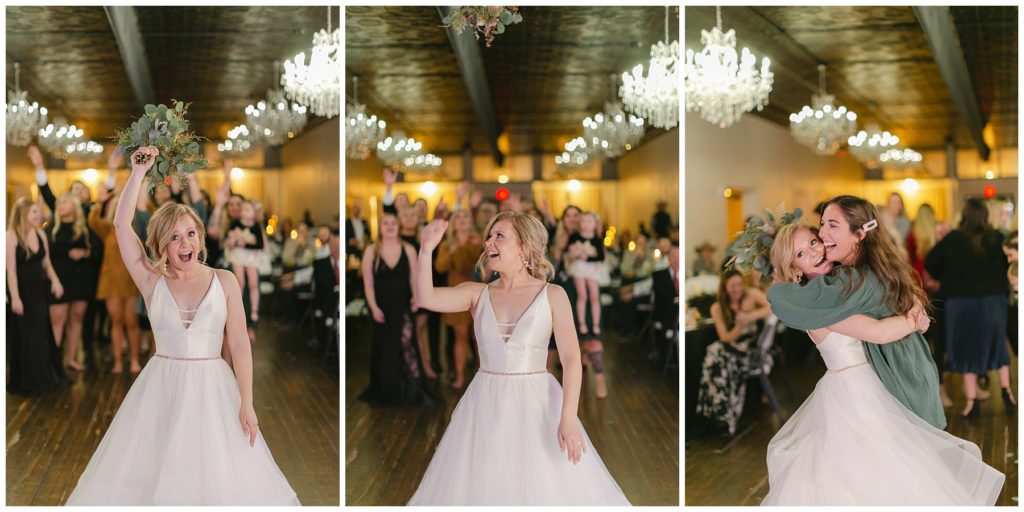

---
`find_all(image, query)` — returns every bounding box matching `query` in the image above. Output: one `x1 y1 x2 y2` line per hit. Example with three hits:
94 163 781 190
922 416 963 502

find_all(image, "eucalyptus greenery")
114 100 207 190
442 6 522 47
724 205 803 280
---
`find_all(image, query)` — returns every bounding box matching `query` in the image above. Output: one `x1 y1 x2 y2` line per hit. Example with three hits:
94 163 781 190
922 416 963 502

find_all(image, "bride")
407 211 629 505
761 223 1004 505
66 147 298 505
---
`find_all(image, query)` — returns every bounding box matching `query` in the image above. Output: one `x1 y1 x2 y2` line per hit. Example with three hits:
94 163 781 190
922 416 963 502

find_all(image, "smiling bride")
65 146 298 506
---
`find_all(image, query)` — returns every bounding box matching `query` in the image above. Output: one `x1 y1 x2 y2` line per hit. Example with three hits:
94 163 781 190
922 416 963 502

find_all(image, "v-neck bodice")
149 275 227 359
472 284 551 373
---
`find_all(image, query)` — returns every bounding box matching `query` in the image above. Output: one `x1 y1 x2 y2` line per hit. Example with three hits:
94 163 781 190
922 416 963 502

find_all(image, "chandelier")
6 62 48 147
585 74 645 159
38 117 85 159
246 89 308 147
847 124 900 168
683 6 773 129
64 140 104 157
345 76 387 160
880 147 923 167
217 124 256 155
555 137 592 168
376 131 424 169
403 153 443 173
789 64 857 155
621 6 678 129
282 6 340 118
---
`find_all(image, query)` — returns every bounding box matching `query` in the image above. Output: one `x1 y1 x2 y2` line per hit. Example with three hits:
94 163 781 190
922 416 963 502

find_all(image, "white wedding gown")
66 276 299 506
762 331 1004 505
408 284 630 505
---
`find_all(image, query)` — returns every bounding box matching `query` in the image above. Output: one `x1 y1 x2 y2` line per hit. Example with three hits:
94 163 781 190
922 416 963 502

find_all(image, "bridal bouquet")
725 205 803 279
114 100 207 190
442 6 523 47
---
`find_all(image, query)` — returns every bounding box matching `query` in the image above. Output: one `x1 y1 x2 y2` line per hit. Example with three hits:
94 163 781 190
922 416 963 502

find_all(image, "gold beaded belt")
153 354 222 361
829 361 869 374
477 369 547 376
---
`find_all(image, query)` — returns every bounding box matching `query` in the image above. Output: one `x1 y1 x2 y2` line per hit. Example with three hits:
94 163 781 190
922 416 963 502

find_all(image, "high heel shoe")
1002 388 1017 412
962 398 980 419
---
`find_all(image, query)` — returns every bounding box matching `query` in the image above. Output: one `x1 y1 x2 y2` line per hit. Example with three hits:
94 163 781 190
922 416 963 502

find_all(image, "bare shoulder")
546 282 569 304
747 287 769 305
213 268 241 297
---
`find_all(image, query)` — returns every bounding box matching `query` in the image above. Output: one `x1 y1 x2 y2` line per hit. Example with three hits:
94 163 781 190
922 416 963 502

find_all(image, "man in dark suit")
345 200 368 257
650 243 680 358
312 230 341 353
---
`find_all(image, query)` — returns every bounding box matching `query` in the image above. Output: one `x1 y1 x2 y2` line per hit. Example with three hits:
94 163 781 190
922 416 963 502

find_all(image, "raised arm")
28 146 57 213
206 183 229 241
113 147 160 299
217 270 258 447
549 284 585 464
415 219 483 313
6 231 23 315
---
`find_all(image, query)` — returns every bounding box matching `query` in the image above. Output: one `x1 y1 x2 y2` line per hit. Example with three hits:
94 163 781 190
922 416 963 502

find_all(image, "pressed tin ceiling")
345 5 679 156
6 5 339 145
684 5 1017 151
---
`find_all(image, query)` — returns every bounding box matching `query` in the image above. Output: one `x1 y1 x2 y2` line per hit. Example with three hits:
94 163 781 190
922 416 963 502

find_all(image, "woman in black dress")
358 212 435 405
925 198 1014 416
48 192 102 371
7 197 70 395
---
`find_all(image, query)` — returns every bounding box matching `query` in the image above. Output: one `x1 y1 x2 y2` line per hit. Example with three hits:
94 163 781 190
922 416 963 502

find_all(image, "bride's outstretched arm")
550 284 585 465
113 147 160 299
218 270 258 447
416 219 481 313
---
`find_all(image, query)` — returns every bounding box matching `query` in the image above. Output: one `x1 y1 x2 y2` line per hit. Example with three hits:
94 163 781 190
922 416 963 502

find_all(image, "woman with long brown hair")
434 208 482 389
768 195 945 429
7 197 70 395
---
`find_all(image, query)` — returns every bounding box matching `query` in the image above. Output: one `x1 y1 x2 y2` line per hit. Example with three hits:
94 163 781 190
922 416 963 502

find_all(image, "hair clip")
862 219 879 232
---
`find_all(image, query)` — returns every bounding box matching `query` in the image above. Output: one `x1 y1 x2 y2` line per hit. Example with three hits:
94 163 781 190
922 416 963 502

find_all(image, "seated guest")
694 269 771 435
619 243 679 355
692 241 719 276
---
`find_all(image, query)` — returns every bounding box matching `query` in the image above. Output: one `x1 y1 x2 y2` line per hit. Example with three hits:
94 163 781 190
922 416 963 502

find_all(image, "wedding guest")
651 200 672 239
282 222 316 270
311 230 341 351
695 269 772 435
548 205 581 372
692 241 719 276
1009 259 1018 357
620 233 654 282
434 209 482 388
907 202 951 405
888 192 912 241
346 199 368 256
48 192 102 371
925 198 1014 416
7 197 70 394
907 203 938 280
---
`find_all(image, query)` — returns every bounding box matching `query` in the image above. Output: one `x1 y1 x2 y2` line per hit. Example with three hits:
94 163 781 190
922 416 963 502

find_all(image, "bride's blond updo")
146 202 208 273
475 211 555 282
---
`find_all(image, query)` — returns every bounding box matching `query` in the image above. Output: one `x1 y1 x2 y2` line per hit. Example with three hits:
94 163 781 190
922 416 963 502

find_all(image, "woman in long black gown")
6 197 70 395
358 212 435 406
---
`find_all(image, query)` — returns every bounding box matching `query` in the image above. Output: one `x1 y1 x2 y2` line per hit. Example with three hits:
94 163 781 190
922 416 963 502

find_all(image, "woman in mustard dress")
434 209 483 389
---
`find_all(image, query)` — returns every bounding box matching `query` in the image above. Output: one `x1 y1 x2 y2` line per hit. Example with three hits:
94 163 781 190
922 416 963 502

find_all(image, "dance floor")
345 314 680 505
685 337 1019 506
6 320 340 506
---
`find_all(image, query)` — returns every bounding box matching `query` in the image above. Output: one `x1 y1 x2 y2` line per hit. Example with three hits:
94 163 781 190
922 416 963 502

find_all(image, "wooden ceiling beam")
438 6 504 166
104 6 157 108
914 6 991 160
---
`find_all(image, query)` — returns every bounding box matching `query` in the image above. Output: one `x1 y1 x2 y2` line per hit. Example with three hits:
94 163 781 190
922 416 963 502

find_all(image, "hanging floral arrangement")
442 6 523 47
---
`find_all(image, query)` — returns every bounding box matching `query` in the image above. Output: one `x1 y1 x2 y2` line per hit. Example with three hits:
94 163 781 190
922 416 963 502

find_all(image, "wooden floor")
345 317 680 505
685 340 1019 506
6 320 340 506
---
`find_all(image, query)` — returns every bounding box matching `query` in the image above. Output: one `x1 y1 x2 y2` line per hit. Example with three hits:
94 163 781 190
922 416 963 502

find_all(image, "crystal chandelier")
880 147 923 167
6 62 48 147
584 74 646 159
621 6 679 129
38 117 85 159
683 6 773 129
345 76 387 160
789 64 857 155
246 89 308 146
64 140 104 157
376 131 424 170
848 124 900 168
217 124 256 155
554 137 592 168
282 6 340 118
403 153 443 173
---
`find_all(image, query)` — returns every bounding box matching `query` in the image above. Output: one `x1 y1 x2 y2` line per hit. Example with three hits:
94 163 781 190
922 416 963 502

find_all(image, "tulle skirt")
567 260 609 285
66 357 299 506
408 372 630 506
762 363 1004 506
227 247 265 268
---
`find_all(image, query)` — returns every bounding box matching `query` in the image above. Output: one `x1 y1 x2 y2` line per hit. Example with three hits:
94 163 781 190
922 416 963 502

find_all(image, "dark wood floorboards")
685 341 1018 506
345 317 680 505
6 321 339 506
